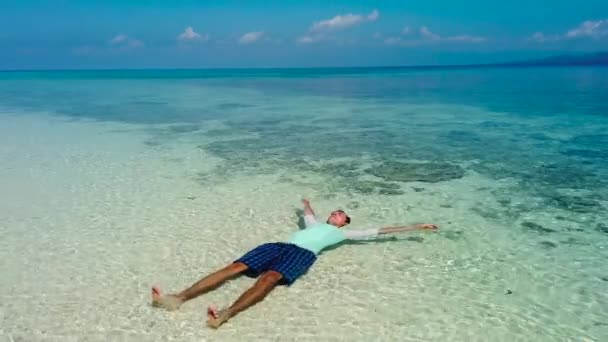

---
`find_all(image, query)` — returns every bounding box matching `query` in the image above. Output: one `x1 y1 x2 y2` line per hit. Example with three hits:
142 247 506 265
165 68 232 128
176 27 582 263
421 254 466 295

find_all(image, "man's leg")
206 270 283 329
151 262 248 311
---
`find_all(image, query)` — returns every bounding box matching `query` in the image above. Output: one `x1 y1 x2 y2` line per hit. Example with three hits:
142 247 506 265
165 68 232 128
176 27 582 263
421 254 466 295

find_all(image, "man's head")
326 209 351 228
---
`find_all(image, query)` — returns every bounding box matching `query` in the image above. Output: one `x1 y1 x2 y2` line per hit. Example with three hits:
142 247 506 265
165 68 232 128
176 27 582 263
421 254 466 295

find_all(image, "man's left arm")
344 223 438 240
377 223 438 235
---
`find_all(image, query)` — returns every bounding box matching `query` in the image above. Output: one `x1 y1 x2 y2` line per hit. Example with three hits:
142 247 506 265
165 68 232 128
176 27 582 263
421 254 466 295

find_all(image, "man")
151 199 438 329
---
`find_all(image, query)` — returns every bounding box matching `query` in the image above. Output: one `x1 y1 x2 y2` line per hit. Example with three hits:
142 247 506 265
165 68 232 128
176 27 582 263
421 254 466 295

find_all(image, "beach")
1 67 607 341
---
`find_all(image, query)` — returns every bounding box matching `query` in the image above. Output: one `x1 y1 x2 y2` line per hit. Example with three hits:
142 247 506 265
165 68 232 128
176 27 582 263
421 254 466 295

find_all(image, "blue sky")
1 0 607 69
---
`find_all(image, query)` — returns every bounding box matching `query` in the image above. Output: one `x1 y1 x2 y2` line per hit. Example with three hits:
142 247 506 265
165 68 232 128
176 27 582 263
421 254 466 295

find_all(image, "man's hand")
302 198 315 216
416 223 438 230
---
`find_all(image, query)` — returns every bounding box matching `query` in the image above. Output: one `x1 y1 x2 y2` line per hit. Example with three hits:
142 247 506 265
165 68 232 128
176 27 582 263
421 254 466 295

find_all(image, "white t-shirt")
304 214 379 240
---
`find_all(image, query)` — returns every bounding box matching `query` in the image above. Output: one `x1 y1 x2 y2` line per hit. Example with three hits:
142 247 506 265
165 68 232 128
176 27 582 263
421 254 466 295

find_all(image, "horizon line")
1 64 606 73
2 51 608 73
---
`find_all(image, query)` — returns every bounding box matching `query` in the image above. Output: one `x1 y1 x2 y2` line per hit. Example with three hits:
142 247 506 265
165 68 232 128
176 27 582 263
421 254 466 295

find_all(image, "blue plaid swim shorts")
234 242 317 285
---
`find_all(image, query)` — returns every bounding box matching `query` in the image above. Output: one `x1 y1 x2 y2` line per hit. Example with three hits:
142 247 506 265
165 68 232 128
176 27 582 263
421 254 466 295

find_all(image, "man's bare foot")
417 223 438 230
206 304 231 329
151 286 184 311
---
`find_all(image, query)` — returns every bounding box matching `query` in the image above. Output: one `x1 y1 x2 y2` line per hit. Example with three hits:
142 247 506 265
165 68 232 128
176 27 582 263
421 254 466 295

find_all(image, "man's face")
327 210 349 227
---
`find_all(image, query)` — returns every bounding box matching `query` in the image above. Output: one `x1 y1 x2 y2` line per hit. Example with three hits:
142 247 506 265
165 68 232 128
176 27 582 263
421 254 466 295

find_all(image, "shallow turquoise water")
1 67 607 206
1 66 607 341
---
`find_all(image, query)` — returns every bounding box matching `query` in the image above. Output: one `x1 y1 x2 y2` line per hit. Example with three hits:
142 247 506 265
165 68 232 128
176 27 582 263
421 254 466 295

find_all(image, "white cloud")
565 19 608 39
311 14 361 32
178 27 208 42
239 31 265 44
109 35 128 45
298 36 314 44
129 40 144 48
298 9 379 44
108 34 143 48
384 37 402 45
420 26 440 40
530 32 546 42
367 9 379 21
73 34 142 56
529 18 608 43
309 9 379 33
383 36 423 47
384 26 485 45
445 35 486 43
298 34 324 44
528 31 560 43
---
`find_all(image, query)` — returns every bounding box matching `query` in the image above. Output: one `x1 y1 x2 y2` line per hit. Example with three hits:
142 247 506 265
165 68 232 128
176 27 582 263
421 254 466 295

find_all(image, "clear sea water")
0 66 607 341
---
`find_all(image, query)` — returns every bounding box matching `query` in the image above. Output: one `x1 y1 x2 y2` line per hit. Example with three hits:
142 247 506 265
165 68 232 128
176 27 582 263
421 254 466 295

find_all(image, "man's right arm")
378 224 438 234
302 199 315 216
302 199 318 227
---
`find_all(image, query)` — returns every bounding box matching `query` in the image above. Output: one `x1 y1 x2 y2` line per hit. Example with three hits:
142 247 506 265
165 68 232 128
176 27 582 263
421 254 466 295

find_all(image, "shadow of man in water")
294 208 307 230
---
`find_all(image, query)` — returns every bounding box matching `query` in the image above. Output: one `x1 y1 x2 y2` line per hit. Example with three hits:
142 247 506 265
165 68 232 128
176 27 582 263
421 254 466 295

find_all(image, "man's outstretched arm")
378 223 438 235
302 199 318 227
344 223 438 240
302 199 315 216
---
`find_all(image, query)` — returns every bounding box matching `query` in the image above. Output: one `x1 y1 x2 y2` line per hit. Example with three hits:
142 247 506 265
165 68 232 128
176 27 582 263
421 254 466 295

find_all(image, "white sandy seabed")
0 111 606 342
